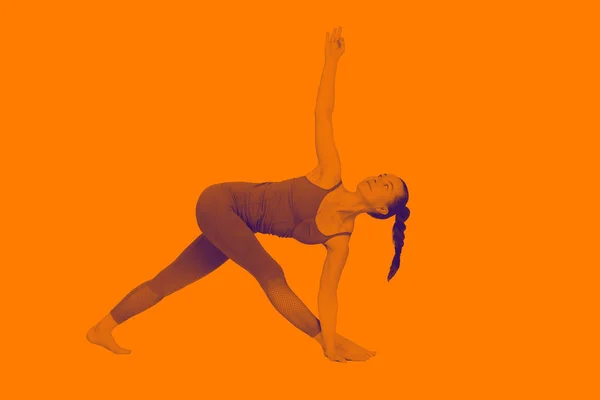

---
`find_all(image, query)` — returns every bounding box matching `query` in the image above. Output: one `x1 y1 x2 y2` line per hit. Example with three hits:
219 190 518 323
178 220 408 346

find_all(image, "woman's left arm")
318 235 350 359
311 27 346 188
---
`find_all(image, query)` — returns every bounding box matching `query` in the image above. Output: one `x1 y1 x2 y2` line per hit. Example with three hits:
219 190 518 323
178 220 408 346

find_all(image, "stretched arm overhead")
318 233 350 360
312 27 346 188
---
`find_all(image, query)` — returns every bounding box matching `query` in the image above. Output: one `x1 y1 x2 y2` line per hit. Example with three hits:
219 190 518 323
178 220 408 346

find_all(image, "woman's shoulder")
304 167 342 190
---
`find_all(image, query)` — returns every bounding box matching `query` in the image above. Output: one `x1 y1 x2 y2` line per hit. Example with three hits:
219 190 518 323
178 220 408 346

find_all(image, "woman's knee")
147 279 180 298
253 263 287 291
138 279 167 300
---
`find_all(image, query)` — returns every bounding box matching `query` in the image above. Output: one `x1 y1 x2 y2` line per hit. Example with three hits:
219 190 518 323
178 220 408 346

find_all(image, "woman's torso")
213 174 352 245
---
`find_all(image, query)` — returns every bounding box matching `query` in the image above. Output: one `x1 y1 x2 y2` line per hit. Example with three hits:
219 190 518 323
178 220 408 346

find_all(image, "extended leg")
87 234 229 354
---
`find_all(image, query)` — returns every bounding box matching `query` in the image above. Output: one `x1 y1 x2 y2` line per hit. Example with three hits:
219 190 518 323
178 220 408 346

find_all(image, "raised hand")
324 26 345 61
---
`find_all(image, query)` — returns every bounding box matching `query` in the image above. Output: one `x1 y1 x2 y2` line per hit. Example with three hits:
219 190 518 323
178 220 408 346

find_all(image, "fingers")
328 26 342 42
325 352 348 363
335 26 342 42
325 26 344 53
334 27 344 49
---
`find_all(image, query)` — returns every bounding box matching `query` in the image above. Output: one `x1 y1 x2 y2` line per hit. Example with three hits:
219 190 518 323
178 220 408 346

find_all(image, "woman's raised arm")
315 26 345 112
312 27 345 185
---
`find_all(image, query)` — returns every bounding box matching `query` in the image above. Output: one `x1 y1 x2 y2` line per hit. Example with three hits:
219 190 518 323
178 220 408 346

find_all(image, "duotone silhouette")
87 27 411 363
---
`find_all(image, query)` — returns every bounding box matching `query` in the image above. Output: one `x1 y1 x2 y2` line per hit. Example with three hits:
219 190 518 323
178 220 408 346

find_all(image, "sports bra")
222 175 352 245
290 177 353 244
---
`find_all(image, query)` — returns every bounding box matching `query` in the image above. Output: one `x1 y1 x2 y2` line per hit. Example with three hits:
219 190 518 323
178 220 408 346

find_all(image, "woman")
87 27 411 363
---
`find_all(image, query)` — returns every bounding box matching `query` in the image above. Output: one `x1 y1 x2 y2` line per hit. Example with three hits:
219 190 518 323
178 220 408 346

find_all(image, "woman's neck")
327 187 369 223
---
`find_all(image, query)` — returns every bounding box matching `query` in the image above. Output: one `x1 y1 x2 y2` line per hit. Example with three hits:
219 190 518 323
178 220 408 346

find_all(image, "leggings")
110 183 322 338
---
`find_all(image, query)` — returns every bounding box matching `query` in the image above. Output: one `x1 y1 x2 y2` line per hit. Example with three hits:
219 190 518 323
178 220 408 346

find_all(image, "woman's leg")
195 186 322 338
196 187 376 361
87 233 229 354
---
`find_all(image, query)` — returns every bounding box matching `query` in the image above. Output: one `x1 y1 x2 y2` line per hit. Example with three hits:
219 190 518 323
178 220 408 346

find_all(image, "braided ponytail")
387 205 410 281
365 177 410 281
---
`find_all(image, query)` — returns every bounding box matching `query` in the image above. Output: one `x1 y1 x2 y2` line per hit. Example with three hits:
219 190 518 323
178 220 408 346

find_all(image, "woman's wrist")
313 332 335 350
324 57 339 66
322 329 336 351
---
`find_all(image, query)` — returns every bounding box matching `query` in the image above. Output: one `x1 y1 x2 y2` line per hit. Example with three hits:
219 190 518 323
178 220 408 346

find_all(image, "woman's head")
358 173 410 281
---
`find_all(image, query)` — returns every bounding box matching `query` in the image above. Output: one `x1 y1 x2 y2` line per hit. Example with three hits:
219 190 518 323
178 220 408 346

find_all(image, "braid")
365 177 410 281
388 205 410 281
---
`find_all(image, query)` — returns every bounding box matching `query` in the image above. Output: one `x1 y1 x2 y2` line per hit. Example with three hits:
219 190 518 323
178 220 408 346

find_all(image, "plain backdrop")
2 1 598 399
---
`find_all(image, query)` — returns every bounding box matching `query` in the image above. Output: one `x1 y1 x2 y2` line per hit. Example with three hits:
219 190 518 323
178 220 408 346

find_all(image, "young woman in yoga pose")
87 27 411 363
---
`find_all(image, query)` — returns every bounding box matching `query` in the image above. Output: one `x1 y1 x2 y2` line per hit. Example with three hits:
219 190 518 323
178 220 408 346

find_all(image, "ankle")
97 314 119 332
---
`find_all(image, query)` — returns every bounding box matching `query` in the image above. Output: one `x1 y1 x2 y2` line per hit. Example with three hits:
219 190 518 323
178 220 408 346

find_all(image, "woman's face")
358 173 404 213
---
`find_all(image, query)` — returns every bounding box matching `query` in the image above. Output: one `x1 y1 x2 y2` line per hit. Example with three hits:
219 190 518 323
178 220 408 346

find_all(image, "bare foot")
86 325 131 354
336 334 376 360
314 332 375 361
331 342 365 361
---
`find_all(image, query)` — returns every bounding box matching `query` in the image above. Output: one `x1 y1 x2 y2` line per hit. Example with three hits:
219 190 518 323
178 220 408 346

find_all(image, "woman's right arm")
318 235 350 361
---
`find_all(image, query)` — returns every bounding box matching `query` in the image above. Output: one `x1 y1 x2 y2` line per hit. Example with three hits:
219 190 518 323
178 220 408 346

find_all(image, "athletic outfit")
197 175 352 245
110 175 351 339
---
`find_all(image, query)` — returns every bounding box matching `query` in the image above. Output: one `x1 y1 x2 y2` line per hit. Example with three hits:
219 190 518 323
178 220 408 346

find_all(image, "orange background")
3 1 598 398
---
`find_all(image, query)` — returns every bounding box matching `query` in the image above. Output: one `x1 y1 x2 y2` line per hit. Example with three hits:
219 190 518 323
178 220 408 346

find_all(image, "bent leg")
196 196 321 338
